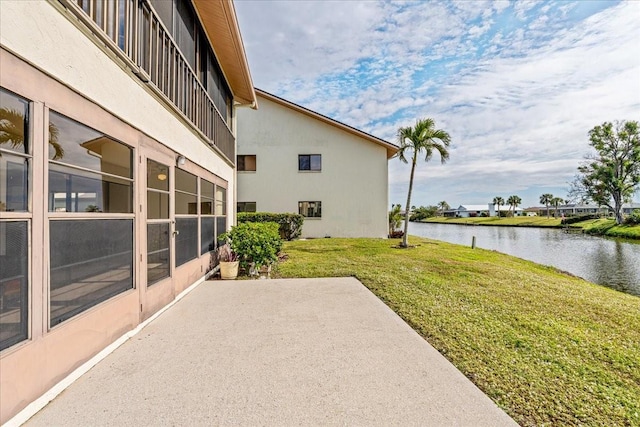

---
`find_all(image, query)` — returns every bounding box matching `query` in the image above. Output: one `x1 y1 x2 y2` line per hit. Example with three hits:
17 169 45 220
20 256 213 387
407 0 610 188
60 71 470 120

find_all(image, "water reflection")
409 223 640 296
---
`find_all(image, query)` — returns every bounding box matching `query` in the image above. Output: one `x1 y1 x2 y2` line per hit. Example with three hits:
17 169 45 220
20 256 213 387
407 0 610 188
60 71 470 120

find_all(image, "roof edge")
192 0 257 108
255 88 398 158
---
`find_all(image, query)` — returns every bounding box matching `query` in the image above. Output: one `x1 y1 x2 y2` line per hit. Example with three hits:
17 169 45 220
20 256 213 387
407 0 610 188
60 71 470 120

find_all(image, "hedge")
561 214 600 225
237 212 304 240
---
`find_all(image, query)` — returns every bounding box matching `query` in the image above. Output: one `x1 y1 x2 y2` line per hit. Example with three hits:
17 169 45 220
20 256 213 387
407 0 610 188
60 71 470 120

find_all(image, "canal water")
408 222 640 297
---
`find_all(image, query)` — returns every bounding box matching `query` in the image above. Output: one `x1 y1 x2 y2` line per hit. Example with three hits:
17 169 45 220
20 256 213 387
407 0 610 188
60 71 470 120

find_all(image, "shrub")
389 230 404 238
624 209 640 225
237 212 304 241
221 222 282 269
561 214 599 225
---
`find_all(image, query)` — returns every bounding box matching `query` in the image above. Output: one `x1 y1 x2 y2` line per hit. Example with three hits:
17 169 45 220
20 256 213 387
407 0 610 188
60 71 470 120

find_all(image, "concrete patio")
24 277 517 426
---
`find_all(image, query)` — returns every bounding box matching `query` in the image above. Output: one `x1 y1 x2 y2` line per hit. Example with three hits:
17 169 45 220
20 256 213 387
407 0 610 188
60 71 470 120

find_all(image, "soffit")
191 0 257 107
257 89 399 158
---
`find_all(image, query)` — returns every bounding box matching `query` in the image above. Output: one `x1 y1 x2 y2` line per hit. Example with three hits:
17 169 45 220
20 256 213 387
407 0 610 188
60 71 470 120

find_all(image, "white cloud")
235 0 640 207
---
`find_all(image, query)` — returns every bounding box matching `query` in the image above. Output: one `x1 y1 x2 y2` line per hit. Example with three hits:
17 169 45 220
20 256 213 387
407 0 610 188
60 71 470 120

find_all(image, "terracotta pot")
220 261 239 280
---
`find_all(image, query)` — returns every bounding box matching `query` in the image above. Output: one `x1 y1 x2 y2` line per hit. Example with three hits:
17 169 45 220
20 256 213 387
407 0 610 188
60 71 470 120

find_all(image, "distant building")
449 204 523 218
236 89 398 238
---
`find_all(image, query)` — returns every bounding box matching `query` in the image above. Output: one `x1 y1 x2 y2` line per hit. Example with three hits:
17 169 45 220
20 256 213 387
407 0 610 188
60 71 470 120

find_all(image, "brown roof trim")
256 89 399 158
192 0 257 108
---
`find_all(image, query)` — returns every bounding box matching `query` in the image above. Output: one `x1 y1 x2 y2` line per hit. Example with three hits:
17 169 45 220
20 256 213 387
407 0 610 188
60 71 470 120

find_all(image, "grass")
423 216 563 227
424 216 640 239
273 237 640 427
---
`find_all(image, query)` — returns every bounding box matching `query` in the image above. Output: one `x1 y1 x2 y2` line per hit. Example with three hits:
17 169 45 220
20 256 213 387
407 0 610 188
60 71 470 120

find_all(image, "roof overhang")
256 89 399 158
191 0 257 108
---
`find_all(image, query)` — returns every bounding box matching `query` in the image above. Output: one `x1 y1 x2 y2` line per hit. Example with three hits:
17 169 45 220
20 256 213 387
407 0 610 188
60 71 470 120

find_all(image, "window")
147 160 170 285
215 186 227 243
48 112 133 213
47 110 134 326
298 154 321 171
237 155 256 172
1 88 30 350
0 221 29 350
299 201 322 218
237 202 256 213
50 220 134 326
200 179 215 255
175 168 198 266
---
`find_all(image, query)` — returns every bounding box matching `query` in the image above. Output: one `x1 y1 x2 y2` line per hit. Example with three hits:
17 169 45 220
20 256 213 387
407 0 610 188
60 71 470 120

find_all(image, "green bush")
624 209 640 225
237 212 304 240
561 214 599 225
222 222 282 269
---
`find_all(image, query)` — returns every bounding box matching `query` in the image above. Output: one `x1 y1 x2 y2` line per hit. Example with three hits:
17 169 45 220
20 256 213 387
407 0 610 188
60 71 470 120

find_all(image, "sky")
234 0 640 209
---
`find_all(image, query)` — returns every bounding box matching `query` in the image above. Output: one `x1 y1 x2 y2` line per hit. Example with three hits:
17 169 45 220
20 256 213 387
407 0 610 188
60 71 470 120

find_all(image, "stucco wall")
237 96 389 238
0 0 235 215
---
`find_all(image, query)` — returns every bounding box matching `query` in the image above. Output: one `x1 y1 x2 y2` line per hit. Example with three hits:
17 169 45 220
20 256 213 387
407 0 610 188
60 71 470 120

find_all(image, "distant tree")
539 193 553 219
410 205 438 221
395 118 451 247
507 195 522 217
437 201 450 216
571 120 640 224
492 196 504 217
388 204 402 236
551 197 564 218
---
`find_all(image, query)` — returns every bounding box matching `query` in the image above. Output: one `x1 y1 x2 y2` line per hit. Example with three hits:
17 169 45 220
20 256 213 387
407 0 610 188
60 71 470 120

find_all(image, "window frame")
298 154 321 172
298 201 322 218
237 154 256 172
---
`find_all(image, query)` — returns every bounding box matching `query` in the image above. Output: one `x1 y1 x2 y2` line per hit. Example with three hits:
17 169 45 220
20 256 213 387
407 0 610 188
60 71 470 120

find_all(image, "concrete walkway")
25 278 517 426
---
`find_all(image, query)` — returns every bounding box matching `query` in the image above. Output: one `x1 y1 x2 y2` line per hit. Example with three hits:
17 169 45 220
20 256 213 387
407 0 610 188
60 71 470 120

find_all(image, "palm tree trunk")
401 155 417 247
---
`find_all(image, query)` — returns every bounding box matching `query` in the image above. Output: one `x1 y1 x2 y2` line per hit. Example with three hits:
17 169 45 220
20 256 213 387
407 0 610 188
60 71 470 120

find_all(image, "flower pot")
219 261 239 280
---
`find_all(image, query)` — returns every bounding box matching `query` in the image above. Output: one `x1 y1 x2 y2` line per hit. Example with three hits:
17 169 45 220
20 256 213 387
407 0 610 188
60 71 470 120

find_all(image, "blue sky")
235 0 640 208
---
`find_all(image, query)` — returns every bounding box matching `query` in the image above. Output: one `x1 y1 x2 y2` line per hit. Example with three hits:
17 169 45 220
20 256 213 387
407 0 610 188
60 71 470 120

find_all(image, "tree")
410 205 438 221
437 201 450 216
396 118 451 247
507 195 521 217
539 193 553 219
572 120 640 224
551 197 564 218
388 204 402 236
492 196 504 217
0 107 63 159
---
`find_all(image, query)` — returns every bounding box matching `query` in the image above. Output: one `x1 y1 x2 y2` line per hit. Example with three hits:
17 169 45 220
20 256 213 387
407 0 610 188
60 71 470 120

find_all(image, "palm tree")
0 107 63 159
388 204 402 236
492 196 504 217
437 201 450 216
551 197 564 218
507 195 521 217
395 118 451 247
539 193 553 219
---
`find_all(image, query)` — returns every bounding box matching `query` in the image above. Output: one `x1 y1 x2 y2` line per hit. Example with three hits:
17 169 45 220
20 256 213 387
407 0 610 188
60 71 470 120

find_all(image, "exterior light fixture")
177 155 186 166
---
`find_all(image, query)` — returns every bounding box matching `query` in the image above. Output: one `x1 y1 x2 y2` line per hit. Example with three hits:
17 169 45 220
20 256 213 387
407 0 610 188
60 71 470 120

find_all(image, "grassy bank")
422 216 640 239
274 237 640 426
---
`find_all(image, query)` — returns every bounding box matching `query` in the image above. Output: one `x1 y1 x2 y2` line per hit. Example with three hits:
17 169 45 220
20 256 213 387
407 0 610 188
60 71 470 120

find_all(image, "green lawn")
423 216 563 227
424 216 640 239
273 237 640 427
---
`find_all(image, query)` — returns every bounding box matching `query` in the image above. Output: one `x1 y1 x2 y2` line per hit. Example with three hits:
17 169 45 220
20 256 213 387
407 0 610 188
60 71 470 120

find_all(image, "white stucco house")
236 89 398 238
446 204 524 217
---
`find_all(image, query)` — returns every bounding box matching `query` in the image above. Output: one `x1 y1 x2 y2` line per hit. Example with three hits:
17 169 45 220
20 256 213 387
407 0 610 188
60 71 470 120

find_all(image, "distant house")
535 203 640 218
452 204 523 218
236 89 398 238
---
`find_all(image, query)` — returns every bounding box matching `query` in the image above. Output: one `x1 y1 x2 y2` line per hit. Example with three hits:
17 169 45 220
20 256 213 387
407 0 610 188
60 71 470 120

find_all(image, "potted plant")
217 242 239 280
222 222 282 279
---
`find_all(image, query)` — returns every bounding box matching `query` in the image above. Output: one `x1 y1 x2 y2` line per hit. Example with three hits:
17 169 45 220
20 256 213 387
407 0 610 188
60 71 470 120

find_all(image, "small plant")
216 242 238 262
